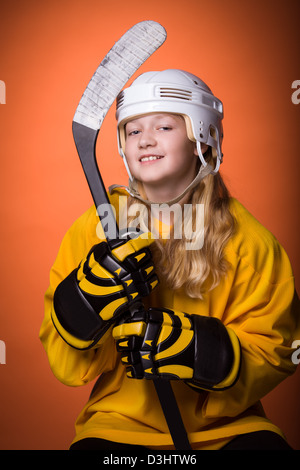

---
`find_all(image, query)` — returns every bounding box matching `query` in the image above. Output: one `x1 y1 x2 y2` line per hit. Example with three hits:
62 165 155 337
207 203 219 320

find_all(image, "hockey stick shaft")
72 122 119 242
73 121 192 450
72 21 191 450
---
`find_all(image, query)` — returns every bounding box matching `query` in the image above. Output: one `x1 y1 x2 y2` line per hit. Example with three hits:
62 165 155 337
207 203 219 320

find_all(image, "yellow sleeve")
202 199 300 417
39 206 118 386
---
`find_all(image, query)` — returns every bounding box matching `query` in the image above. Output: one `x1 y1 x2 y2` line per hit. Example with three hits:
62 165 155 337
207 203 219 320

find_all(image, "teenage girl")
40 69 299 450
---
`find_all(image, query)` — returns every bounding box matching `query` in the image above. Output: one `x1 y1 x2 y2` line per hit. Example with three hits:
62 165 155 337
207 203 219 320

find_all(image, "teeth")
140 156 162 162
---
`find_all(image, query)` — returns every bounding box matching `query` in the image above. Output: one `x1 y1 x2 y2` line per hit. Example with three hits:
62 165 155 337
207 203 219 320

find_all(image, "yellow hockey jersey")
39 192 299 450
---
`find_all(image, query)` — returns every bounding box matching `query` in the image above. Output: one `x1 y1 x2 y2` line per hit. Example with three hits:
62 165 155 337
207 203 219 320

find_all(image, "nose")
138 129 156 148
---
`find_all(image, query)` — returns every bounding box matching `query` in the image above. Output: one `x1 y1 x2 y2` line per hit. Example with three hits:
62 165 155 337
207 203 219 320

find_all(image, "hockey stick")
72 21 191 450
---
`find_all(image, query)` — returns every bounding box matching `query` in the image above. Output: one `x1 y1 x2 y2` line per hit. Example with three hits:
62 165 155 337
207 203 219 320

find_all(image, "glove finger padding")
114 308 195 379
113 308 241 390
80 236 158 316
52 231 158 350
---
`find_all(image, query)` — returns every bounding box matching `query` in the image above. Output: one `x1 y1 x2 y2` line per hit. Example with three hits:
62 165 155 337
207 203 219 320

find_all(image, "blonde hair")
126 159 235 299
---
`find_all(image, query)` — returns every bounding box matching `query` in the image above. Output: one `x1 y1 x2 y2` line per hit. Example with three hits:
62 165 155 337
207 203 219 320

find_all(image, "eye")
158 126 172 131
127 129 140 136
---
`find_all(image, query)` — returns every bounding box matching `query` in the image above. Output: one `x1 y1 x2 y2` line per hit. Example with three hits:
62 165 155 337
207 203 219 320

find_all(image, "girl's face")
124 113 199 199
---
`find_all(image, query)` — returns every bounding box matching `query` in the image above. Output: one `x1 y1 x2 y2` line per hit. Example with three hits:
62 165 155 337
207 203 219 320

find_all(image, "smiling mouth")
139 155 164 162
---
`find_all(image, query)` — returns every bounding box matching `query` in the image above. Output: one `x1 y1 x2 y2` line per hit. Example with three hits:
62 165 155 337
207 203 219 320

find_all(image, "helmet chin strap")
110 147 213 206
128 163 213 206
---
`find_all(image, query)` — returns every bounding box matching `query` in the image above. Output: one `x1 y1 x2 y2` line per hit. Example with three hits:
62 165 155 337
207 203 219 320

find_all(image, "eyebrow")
126 114 182 126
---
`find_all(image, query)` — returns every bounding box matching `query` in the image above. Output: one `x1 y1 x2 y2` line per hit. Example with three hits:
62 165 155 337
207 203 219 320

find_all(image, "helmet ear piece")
117 122 126 157
182 114 196 143
120 149 134 181
195 141 221 175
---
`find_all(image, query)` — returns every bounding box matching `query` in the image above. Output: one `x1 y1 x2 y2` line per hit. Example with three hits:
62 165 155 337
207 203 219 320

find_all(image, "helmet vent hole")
116 91 125 110
158 87 192 101
209 126 217 139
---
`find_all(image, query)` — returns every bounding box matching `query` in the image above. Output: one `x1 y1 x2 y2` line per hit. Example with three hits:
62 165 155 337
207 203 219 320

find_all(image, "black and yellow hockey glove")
52 231 158 350
113 307 241 391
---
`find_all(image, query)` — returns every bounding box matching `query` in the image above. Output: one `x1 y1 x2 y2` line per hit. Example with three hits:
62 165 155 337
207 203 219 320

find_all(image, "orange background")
0 0 299 450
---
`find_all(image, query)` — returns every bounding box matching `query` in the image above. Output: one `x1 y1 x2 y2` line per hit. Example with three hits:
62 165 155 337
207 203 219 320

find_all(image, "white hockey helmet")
116 69 224 178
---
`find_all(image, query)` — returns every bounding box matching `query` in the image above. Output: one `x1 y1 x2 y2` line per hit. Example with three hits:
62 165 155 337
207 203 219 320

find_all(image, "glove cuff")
189 315 241 391
52 269 112 350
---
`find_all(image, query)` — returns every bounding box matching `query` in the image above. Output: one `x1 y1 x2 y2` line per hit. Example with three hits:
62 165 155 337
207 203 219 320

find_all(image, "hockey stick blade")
73 21 167 131
72 21 166 242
